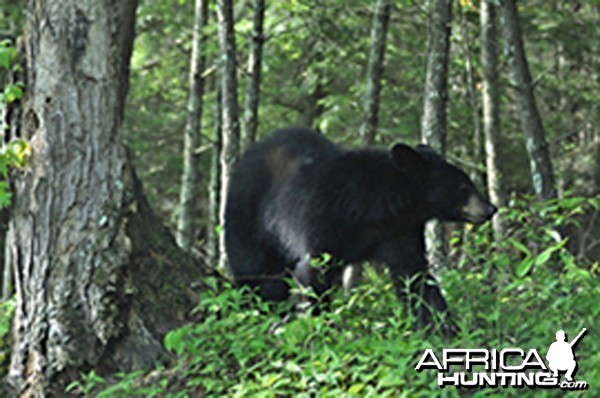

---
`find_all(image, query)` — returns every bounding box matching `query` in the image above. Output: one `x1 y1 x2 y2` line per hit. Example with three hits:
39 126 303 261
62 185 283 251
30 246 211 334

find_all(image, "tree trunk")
208 78 222 267
1 212 10 299
499 0 556 200
481 0 505 236
8 2 202 396
216 0 240 271
176 0 209 251
458 6 483 189
359 0 391 146
421 0 452 270
241 0 265 151
595 129 600 195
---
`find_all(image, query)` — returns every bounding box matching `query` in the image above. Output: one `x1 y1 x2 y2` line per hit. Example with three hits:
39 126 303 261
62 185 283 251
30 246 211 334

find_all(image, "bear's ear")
390 143 429 173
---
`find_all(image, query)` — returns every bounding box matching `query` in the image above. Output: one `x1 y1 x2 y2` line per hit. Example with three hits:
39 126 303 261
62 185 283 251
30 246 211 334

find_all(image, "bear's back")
236 128 342 189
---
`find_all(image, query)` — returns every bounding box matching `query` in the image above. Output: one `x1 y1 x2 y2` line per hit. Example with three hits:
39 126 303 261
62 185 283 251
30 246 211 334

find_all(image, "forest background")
0 0 598 396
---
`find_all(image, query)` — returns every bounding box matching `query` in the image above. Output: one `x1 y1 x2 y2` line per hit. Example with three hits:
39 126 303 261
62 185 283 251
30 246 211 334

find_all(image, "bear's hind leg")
258 247 293 302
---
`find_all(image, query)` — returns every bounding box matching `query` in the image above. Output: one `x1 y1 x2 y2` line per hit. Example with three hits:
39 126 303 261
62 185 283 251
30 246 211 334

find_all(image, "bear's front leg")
381 241 452 329
389 270 449 325
293 257 341 298
408 273 448 322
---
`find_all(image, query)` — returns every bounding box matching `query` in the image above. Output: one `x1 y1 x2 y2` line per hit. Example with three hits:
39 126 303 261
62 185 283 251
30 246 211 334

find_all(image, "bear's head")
391 143 497 224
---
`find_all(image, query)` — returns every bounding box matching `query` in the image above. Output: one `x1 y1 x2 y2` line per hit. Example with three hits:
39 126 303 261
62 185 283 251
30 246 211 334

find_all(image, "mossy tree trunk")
216 0 240 271
457 5 483 189
359 0 391 146
8 1 203 396
499 0 556 200
241 0 265 151
421 0 452 270
481 0 505 237
176 0 209 251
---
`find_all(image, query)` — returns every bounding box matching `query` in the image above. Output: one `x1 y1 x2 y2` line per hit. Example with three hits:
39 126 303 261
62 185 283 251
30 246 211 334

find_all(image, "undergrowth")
53 195 600 395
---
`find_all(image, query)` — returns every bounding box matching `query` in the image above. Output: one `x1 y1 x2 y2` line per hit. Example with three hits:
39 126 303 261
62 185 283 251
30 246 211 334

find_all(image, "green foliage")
66 370 107 396
72 196 598 397
0 2 23 37
309 252 335 269
0 139 30 208
125 0 599 241
0 43 14 70
449 195 598 337
0 298 14 341
0 40 23 105
0 298 15 384
0 40 29 209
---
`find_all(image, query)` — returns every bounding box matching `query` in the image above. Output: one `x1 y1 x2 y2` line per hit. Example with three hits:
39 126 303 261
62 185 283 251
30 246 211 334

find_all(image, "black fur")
224 127 496 322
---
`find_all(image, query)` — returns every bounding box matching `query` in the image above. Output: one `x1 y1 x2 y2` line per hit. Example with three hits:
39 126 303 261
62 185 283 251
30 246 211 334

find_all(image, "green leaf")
3 84 23 103
348 383 365 394
0 46 10 70
510 239 531 256
534 242 565 268
0 190 12 209
515 258 535 278
0 158 8 177
164 329 183 354
12 139 31 167
65 381 81 393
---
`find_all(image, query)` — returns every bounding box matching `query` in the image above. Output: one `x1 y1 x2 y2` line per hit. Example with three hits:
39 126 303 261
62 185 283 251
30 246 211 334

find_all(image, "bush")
69 195 599 397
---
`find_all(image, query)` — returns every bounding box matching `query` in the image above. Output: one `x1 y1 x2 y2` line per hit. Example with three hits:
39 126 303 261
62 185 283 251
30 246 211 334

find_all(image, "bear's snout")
484 203 498 218
462 194 497 223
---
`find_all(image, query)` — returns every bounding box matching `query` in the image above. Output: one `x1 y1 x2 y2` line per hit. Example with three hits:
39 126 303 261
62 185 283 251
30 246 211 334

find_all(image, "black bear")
225 127 496 322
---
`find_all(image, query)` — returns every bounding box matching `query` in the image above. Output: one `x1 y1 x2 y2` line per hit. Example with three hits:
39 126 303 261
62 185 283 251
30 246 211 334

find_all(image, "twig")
447 153 481 171
550 103 599 145
531 64 555 88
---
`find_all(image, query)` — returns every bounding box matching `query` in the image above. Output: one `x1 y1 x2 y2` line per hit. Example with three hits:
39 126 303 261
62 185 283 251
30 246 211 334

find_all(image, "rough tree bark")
176 0 209 251
499 0 556 200
216 0 240 270
8 2 202 396
241 0 265 151
421 0 452 270
359 0 391 146
481 0 505 236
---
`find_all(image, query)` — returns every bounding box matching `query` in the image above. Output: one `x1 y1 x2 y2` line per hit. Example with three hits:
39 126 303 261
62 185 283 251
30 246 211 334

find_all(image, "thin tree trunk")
499 0 556 200
9 2 202 395
481 0 505 236
177 0 209 251
458 6 483 189
1 216 11 300
359 0 391 146
217 0 240 271
421 0 452 270
241 0 265 150
209 78 222 267
595 130 600 195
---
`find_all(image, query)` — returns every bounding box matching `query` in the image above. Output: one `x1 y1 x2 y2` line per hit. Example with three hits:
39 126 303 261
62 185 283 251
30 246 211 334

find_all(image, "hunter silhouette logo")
546 328 586 382
415 327 589 390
